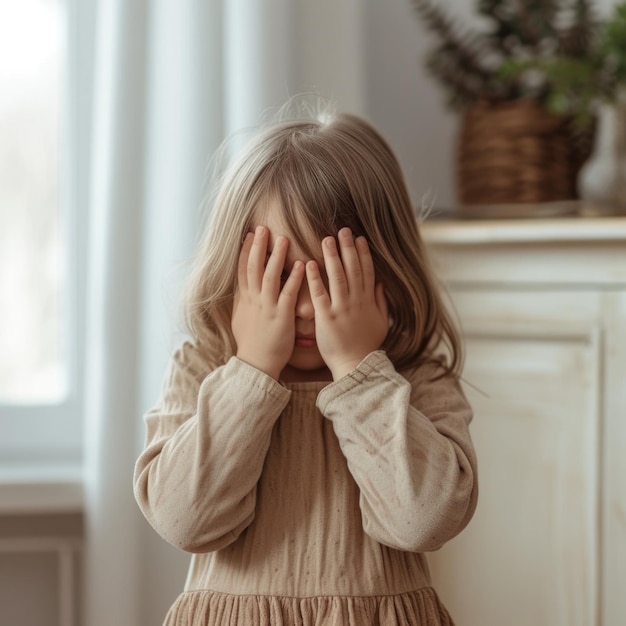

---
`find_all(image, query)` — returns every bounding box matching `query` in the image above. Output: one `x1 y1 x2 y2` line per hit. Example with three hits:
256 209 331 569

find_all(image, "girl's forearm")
134 355 291 553
318 351 478 553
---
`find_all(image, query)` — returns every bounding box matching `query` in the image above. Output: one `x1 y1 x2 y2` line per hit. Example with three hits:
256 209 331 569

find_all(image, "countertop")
420 214 626 245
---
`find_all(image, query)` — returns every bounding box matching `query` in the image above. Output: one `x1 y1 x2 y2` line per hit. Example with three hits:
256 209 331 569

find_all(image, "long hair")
182 103 463 375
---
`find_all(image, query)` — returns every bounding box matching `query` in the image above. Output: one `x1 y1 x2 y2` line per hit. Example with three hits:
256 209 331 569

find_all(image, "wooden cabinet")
422 218 626 626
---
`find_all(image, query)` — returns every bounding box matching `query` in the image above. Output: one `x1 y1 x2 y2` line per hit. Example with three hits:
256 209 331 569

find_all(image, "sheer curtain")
83 0 293 625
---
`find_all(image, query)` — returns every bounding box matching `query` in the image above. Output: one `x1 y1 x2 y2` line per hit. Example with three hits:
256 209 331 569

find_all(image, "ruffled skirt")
163 587 454 626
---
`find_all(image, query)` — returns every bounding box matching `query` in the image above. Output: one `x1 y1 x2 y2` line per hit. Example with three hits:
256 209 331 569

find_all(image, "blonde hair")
183 103 463 375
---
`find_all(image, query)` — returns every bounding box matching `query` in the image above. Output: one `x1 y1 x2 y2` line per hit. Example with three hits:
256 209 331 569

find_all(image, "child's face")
251 200 331 380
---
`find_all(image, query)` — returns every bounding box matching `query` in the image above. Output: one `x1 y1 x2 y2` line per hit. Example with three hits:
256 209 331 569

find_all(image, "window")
0 0 65 405
0 0 87 465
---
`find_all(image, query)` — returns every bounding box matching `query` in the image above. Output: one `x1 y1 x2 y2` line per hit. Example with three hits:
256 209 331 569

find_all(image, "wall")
363 0 465 211
291 0 462 210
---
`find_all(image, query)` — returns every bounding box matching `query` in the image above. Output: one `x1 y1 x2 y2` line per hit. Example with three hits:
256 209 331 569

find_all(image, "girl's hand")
232 226 305 380
306 227 389 380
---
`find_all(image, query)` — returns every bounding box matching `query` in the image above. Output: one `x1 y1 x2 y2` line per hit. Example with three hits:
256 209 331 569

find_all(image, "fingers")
322 236 349 302
337 227 363 291
238 226 305 305
355 235 375 297
247 226 269 292
237 232 254 292
279 260 305 306
239 224 378 310
322 228 375 302
263 234 289 298
305 260 331 310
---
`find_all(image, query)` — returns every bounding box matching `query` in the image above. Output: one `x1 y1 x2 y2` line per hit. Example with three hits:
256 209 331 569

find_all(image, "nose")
295 279 314 320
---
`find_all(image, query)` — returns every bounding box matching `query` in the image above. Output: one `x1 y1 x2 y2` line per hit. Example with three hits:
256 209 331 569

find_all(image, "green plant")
411 0 602 122
601 2 626 97
500 2 626 122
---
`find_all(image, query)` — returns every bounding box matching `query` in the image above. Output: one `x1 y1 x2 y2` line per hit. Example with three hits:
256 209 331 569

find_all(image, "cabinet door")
428 291 601 626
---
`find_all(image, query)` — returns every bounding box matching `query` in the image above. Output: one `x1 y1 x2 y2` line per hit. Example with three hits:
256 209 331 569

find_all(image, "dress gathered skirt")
163 588 453 626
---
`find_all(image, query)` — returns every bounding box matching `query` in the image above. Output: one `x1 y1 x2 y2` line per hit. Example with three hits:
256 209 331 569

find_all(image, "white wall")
289 0 462 210
288 0 481 211
362 0 467 211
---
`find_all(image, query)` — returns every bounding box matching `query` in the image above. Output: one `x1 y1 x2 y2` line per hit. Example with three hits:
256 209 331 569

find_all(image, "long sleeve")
316 350 478 553
133 342 291 553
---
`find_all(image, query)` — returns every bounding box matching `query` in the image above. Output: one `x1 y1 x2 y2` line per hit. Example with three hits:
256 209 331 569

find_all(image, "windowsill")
0 463 83 515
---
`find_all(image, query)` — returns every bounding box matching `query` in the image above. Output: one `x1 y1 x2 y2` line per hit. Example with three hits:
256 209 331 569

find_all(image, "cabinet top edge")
420 216 626 245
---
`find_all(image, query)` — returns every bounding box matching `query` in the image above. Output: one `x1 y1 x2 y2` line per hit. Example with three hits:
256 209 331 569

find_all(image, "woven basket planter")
457 99 593 210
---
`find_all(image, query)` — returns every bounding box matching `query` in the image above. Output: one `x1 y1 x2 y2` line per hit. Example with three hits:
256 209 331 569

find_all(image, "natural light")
0 0 66 404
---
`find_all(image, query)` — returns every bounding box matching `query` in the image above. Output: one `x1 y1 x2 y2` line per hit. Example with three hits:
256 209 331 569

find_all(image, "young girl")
134 103 478 626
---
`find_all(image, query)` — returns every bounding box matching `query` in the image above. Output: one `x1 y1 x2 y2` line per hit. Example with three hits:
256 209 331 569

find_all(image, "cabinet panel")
0 552 59 625
602 292 626 626
429 310 601 626
0 514 83 626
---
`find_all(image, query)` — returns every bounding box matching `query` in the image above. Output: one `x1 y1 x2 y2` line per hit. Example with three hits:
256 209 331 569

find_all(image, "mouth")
295 333 316 348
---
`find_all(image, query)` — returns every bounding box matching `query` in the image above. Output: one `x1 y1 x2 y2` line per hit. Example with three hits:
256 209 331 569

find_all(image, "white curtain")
83 0 152 623
82 0 365 623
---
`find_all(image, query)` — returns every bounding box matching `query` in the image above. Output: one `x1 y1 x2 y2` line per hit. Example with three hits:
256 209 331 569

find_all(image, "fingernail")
256 225 265 236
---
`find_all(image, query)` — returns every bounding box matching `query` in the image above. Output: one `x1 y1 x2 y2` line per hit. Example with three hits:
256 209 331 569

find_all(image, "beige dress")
134 343 478 625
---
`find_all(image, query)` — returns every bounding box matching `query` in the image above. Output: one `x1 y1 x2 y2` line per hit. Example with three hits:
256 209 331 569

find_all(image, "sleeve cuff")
200 356 292 414
316 350 400 414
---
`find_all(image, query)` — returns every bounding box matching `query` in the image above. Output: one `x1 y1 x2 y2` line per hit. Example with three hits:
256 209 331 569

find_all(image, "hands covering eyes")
232 226 305 381
231 225 388 381
305 228 389 379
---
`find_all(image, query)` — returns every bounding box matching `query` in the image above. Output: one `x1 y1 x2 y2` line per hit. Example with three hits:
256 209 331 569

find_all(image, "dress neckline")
282 379 331 392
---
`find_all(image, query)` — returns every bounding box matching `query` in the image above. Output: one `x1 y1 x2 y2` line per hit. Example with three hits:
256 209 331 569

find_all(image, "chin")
285 350 330 378
288 355 326 372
